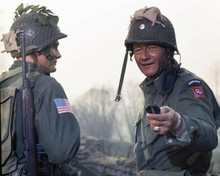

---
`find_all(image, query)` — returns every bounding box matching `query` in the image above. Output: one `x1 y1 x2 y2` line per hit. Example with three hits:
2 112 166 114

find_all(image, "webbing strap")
186 152 200 166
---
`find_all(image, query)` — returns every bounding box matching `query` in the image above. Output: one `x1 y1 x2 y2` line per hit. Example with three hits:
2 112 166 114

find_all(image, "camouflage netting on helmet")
3 4 67 58
125 6 178 53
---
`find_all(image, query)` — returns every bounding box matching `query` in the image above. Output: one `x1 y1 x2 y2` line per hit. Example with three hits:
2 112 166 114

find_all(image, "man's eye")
148 46 157 50
51 46 58 51
134 48 142 53
51 43 59 48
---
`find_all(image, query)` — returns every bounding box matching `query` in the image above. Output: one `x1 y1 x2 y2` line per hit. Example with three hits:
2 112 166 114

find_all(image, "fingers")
151 123 166 134
160 106 172 114
153 126 160 132
146 112 165 122
146 106 178 135
146 113 166 134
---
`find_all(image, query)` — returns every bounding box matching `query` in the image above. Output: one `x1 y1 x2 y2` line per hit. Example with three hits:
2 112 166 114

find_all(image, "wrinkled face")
133 44 169 81
37 41 61 73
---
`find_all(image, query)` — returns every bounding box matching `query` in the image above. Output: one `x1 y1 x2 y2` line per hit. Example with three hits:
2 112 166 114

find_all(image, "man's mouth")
49 59 57 66
142 62 154 67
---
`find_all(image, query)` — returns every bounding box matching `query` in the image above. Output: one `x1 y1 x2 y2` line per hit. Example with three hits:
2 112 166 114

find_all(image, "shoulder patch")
191 86 205 98
54 98 73 114
187 79 201 86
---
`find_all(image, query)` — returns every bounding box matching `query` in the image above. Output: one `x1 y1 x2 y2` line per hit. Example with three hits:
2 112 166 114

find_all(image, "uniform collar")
9 60 46 75
139 74 163 94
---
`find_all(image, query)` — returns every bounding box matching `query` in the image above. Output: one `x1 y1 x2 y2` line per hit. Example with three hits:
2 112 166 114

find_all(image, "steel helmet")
115 6 179 102
125 6 179 54
1 3 67 58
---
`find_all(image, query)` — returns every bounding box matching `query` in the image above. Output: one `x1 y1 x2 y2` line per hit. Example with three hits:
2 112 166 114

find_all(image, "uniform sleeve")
175 79 218 152
34 79 80 164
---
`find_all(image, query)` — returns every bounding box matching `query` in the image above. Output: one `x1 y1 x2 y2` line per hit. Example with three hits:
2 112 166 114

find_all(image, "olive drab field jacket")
1 61 80 175
135 60 220 175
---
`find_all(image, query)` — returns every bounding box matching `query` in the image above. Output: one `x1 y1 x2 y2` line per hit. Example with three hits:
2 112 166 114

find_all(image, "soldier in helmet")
116 6 220 176
0 4 80 175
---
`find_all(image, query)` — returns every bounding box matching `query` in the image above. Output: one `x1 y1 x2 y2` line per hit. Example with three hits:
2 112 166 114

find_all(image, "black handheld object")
146 104 161 114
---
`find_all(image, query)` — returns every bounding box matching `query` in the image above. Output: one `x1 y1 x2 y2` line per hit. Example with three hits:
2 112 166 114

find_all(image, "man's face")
133 44 169 81
37 41 61 73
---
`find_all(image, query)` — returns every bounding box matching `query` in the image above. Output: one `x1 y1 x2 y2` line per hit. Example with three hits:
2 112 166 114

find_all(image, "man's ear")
29 53 41 64
166 48 174 59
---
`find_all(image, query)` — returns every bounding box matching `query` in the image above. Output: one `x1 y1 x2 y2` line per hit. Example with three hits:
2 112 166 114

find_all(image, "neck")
17 54 38 64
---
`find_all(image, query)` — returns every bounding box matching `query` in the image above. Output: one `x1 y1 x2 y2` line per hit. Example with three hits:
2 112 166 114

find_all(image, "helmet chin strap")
39 45 53 60
166 47 182 66
115 50 129 102
47 55 53 60
174 51 182 66
114 50 133 102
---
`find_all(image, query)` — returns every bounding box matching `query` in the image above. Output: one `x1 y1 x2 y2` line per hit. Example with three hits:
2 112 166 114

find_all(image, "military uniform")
115 5 220 176
134 60 219 175
1 60 80 175
1 4 80 175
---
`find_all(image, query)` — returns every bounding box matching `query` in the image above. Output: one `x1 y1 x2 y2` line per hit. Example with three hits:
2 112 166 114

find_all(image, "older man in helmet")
116 6 219 176
0 4 80 175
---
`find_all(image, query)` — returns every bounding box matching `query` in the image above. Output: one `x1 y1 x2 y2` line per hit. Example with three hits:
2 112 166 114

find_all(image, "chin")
50 67 57 72
143 72 155 77
50 69 56 73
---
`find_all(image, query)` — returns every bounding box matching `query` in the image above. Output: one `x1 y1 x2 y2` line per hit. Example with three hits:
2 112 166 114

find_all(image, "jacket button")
168 139 173 143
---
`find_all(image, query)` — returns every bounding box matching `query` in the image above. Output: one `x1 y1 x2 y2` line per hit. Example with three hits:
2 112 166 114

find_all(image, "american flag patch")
54 98 73 114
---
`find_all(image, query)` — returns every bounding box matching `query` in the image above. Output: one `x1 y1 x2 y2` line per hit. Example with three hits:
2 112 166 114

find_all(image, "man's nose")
56 50 61 59
140 48 150 60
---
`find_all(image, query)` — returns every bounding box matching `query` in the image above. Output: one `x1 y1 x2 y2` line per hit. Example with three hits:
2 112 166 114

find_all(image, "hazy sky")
1 0 220 103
